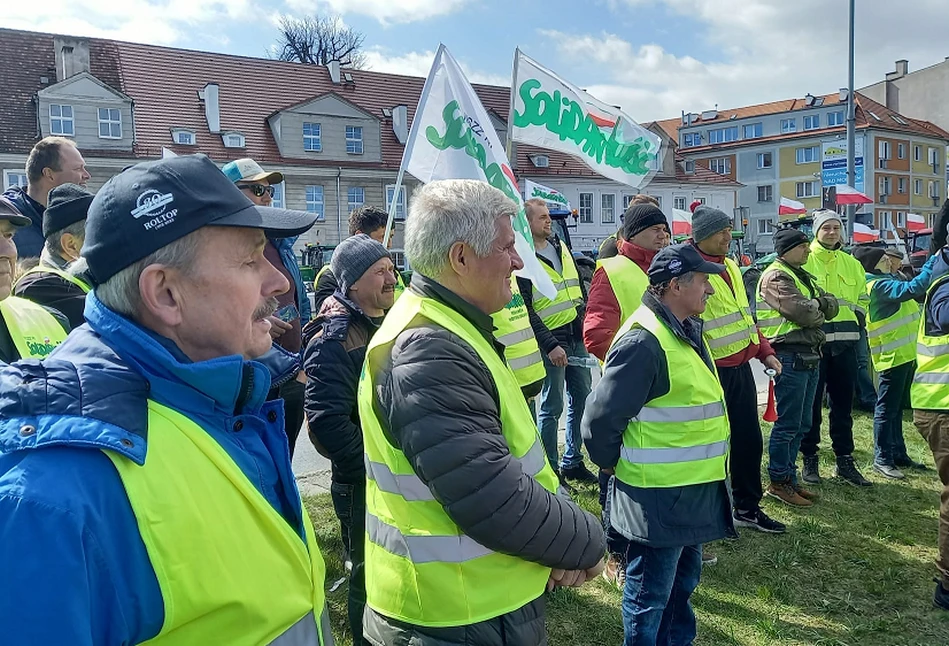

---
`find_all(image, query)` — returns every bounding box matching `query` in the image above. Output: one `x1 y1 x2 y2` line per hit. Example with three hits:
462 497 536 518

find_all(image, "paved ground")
293 363 772 494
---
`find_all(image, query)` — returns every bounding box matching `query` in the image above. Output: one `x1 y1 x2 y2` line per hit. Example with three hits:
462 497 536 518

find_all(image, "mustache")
382 285 395 293
254 297 279 321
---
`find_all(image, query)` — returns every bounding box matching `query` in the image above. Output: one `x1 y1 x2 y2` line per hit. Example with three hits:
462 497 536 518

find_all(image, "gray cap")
330 233 391 294
812 209 842 233
691 206 732 243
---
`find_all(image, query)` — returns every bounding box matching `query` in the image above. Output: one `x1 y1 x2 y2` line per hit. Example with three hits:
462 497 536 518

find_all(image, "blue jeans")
855 328 877 407
538 337 592 470
874 361 914 466
768 352 820 484
622 542 702 646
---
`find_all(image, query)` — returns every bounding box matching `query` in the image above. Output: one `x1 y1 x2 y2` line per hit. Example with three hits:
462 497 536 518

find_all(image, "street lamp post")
846 0 857 241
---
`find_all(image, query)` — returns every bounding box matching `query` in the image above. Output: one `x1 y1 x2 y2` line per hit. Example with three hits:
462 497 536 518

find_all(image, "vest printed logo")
26 335 59 357
132 189 179 231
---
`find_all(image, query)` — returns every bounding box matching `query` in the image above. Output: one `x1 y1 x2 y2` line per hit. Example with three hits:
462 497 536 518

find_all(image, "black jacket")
312 267 339 316
363 274 605 646
14 269 88 329
516 238 586 355
582 291 733 548
3 187 45 259
301 293 380 484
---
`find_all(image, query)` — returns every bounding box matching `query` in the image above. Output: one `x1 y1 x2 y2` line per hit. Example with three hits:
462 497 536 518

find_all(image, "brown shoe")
792 482 819 501
766 481 813 507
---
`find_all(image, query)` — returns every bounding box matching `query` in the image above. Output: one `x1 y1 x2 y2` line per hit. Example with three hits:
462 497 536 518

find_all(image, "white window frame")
386 184 407 221
757 152 773 169
623 195 635 210
303 122 322 152
796 181 818 198
898 143 906 159
915 145 922 162
3 170 28 190
305 185 325 221
49 104 74 136
222 132 245 148
743 123 762 139
684 160 695 173
346 125 364 154
347 186 365 211
709 157 731 175
780 118 796 134
683 132 701 148
171 128 195 145
97 107 122 139
879 140 891 160
915 179 923 195
898 177 907 194
673 196 687 211
929 147 939 166
757 185 773 202
578 192 594 224
270 181 285 208
601 193 615 224
708 127 738 144
756 217 774 235
803 114 820 131
879 176 892 195
795 146 819 164
931 181 940 198
896 212 906 227
828 111 844 127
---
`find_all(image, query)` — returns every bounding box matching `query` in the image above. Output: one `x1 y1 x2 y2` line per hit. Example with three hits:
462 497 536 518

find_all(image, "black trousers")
802 343 856 458
267 378 305 458
719 363 764 512
332 479 367 645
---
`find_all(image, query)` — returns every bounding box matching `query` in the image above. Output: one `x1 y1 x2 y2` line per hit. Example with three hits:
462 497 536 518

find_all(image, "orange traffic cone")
763 378 778 422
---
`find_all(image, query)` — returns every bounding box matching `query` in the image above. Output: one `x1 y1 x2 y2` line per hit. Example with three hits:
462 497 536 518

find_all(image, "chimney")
895 59 909 77
198 83 221 133
328 60 341 84
839 88 849 102
392 105 408 144
53 37 90 82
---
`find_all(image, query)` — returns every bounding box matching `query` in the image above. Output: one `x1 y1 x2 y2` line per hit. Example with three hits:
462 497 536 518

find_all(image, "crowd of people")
1 135 949 646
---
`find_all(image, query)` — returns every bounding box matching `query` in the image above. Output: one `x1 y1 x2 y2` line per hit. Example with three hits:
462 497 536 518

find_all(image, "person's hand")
548 346 568 367
583 557 606 583
763 354 782 377
268 316 293 339
816 294 837 315
601 467 615 476
546 568 586 591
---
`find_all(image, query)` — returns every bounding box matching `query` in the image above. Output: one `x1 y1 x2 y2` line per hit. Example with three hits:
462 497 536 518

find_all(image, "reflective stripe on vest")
358 290 560 627
755 262 813 341
532 242 582 329
17 264 92 293
0 295 68 359
700 257 758 359
610 305 729 489
105 401 332 646
912 274 949 409
492 277 544 388
599 255 649 327
866 276 919 372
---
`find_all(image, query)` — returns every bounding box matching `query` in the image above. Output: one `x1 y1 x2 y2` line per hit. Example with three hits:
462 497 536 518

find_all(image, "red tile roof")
0 27 735 189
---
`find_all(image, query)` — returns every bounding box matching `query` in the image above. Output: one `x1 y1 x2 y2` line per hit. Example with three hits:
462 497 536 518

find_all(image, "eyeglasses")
239 184 275 198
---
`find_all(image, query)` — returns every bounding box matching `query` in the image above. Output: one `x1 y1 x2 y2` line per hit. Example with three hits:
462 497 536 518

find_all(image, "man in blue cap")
0 154 334 645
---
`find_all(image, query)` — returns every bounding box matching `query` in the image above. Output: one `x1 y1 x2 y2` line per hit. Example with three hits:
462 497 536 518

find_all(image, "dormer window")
223 132 245 148
50 104 74 136
529 154 549 168
171 128 196 145
97 108 122 139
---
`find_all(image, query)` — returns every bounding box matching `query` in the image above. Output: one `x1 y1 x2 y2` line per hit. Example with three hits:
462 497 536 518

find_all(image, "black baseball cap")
648 243 725 285
82 154 317 285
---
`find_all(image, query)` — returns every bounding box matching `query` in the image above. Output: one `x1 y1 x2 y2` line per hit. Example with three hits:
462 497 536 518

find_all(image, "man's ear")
138 265 185 327
447 241 471 277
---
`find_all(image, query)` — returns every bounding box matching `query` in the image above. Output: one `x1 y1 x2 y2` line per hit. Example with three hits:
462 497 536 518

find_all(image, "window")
674 196 687 211
795 146 820 164
757 185 773 202
879 176 892 195
601 193 615 224
347 187 365 211
879 140 891 164
346 126 364 154
683 132 701 148
97 108 122 139
684 160 695 173
271 182 285 208
390 251 407 272
780 118 796 133
171 129 195 145
757 152 773 169
49 104 74 136
898 177 907 194
222 132 245 148
708 126 739 144
868 111 882 121
694 197 707 206
931 181 940 198
796 181 819 198
756 218 774 235
709 157 731 175
3 170 27 190
892 115 908 126
915 179 923 195
305 185 325 220
623 195 635 210
303 123 322 152
896 212 906 227
803 114 820 131
743 123 763 139
386 184 407 221
529 155 549 168
898 143 906 159
578 192 593 223
930 147 939 167
828 111 844 127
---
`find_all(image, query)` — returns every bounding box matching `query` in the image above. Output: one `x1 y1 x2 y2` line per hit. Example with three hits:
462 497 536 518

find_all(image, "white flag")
161 147 178 159
524 179 571 211
511 49 662 189
401 44 556 298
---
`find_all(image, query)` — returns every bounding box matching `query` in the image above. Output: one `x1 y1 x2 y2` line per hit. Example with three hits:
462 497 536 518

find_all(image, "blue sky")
7 0 949 122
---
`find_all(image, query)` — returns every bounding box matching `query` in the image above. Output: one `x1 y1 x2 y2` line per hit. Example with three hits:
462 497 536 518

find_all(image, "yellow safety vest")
531 242 583 330
755 262 816 341
358 290 560 627
598 255 649 328
866 276 919 372
912 274 949 410
803 241 866 342
16 264 92 293
393 271 406 303
611 305 729 488
0 295 68 359
700 257 758 360
105 401 332 645
492 277 544 388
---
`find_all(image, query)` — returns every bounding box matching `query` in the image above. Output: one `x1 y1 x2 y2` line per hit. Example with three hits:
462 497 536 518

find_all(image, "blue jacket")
865 252 940 322
2 186 45 258
926 249 949 337
271 235 312 323
0 292 305 644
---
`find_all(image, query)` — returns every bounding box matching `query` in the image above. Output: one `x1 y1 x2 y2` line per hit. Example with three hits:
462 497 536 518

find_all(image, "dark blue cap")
648 243 725 285
82 154 317 285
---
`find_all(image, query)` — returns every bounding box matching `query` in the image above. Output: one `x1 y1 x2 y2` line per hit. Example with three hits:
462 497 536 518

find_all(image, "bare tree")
272 15 367 69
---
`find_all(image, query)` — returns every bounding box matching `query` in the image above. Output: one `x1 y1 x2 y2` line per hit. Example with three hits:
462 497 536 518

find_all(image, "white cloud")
545 0 949 122
363 47 509 86
284 0 469 25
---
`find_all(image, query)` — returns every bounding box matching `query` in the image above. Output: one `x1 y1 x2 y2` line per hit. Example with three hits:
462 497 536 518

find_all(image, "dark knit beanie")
44 183 93 238
691 206 732 243
330 233 391 294
621 204 669 240
773 228 809 256
852 245 887 272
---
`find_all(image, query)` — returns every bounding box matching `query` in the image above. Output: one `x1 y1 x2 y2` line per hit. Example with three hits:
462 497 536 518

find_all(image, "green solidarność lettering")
530 187 568 205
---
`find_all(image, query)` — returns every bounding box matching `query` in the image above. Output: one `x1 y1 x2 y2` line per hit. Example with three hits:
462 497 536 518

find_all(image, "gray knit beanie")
330 233 391 294
812 209 842 233
691 206 732 243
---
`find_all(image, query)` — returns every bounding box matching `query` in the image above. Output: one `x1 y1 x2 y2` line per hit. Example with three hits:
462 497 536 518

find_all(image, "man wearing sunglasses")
223 158 312 457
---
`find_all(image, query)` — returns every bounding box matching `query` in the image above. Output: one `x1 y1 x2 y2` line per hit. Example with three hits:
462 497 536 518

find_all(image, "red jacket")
583 240 656 361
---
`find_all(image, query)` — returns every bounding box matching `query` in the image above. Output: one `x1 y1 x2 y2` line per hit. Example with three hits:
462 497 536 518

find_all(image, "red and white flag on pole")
779 197 807 216
907 213 927 232
671 208 692 236
833 184 873 205
853 222 881 243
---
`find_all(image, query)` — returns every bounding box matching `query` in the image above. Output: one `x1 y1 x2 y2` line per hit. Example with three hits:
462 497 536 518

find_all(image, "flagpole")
506 48 519 162
382 167 405 247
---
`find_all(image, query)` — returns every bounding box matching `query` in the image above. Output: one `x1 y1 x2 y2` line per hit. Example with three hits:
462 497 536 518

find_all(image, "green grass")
304 409 949 645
